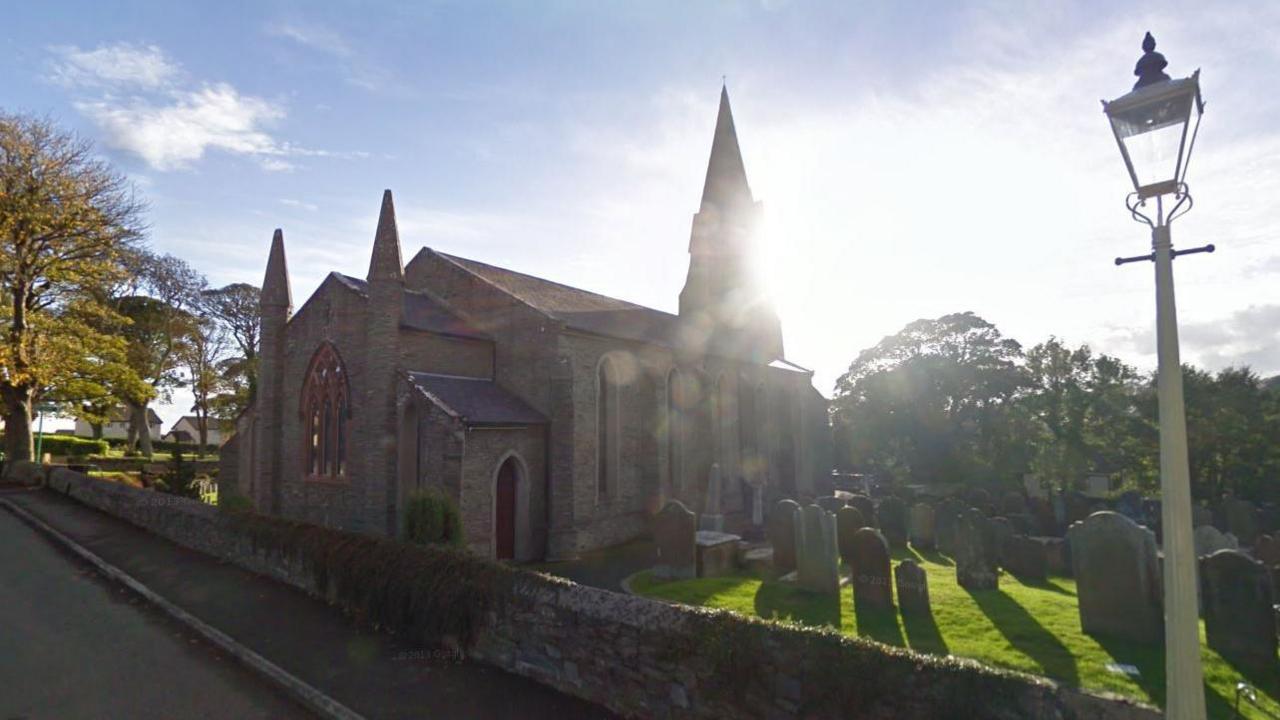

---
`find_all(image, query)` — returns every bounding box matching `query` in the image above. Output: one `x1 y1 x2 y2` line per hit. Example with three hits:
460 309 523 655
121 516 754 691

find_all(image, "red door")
495 461 516 560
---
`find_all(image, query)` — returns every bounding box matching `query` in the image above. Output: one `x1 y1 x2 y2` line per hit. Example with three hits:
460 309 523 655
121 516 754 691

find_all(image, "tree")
180 312 230 454
0 113 146 464
201 282 259 419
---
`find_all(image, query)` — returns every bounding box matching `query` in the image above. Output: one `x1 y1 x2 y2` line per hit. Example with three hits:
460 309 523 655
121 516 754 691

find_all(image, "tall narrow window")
302 342 349 481
666 368 683 495
597 357 619 501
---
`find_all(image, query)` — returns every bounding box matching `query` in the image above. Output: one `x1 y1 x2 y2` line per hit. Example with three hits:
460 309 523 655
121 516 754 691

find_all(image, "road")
0 507 313 720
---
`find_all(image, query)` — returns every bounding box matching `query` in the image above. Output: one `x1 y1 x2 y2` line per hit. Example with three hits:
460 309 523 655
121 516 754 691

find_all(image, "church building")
221 88 832 561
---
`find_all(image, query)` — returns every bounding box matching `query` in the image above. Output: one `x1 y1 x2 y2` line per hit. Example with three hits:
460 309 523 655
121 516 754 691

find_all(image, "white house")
74 407 163 441
163 415 223 446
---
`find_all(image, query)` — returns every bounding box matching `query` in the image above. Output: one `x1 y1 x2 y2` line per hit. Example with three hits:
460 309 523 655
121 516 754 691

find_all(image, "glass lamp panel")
1109 91 1193 189
1178 100 1203 184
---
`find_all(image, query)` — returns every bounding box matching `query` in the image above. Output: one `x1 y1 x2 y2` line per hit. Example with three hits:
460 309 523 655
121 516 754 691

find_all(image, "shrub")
158 447 199 498
218 492 255 514
22 435 110 458
403 487 463 547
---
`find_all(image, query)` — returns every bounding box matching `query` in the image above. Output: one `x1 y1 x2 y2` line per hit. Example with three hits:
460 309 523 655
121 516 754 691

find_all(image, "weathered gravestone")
1028 497 1057 536
1001 491 1026 517
696 530 740 578
1193 524 1238 557
847 494 876 527
895 560 930 616
1224 499 1260 546
908 503 936 550
877 497 908 550
1201 549 1277 669
768 499 800 575
700 463 725 532
653 500 696 579
795 504 839 593
816 495 845 514
850 527 892 609
935 498 967 557
1068 512 1162 644
1192 503 1214 529
1115 490 1144 523
1003 534 1047 581
955 509 998 590
836 506 868 567
988 516 1015 564
1255 534 1280 567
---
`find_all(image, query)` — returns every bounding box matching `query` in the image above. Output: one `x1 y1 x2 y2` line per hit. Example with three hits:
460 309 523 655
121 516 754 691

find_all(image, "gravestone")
988 516 1015 565
700 463 725 532
1033 536 1072 577
1224 499 1260 545
1142 499 1163 543
1003 534 1047 581
1254 534 1280 567
850 527 892 609
877 497 908 549
751 483 764 527
1115 491 1144 522
847 494 876 527
1192 503 1213 529
794 504 839 593
1193 524 1238 557
967 488 992 510
1201 549 1277 669
836 506 868 566
1028 497 1057 536
1007 513 1035 537
1068 512 1162 644
695 530 741 578
1064 491 1092 526
1001 491 1026 517
908 503 936 550
895 559 930 615
816 495 845 514
935 498 966 557
768 499 800 575
955 509 998 590
653 500 696 579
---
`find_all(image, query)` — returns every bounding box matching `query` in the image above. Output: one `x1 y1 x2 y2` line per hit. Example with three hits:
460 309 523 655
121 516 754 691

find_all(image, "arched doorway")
495 458 518 560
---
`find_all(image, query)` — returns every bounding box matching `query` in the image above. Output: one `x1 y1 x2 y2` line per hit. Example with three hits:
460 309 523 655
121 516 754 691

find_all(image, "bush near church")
0 435 109 458
404 487 464 547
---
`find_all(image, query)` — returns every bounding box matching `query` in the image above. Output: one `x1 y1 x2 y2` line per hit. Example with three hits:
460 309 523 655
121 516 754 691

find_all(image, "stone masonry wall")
45 468 1159 720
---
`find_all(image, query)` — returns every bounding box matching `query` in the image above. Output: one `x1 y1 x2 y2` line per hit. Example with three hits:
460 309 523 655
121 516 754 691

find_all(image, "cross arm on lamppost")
1102 32 1210 720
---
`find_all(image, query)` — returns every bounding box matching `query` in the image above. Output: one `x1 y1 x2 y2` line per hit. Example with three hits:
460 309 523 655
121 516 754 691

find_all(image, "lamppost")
1102 33 1209 720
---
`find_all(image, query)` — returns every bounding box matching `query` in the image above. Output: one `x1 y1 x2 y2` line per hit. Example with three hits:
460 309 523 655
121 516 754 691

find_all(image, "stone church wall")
46 468 1160 720
397 327 493 379
459 426 547 561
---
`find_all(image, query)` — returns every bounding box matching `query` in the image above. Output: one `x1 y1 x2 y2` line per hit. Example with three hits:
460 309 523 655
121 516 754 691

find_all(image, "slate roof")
91 407 163 425
435 252 680 346
334 273 489 340
406 372 547 426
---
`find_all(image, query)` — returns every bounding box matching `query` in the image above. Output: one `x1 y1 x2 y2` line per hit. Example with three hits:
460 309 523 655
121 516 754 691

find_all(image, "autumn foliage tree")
0 113 147 466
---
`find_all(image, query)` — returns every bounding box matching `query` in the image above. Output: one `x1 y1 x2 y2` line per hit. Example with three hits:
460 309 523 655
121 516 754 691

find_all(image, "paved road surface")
0 506 312 720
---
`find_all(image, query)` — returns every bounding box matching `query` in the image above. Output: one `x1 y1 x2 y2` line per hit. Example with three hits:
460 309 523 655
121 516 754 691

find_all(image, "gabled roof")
334 273 490 340
82 407 163 425
434 251 680 346
406 372 546 426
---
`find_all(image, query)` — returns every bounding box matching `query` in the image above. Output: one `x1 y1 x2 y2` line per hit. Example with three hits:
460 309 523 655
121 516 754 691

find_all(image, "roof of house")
84 407 163 425
434 252 681 346
333 273 490 340
406 372 547 426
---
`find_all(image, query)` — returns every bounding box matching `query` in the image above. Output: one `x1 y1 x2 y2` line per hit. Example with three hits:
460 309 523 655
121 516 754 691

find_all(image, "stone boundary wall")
44 468 1159 720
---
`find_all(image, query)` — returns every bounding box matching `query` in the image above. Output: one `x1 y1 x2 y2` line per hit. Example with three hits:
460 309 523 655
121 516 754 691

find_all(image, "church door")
495 459 517 560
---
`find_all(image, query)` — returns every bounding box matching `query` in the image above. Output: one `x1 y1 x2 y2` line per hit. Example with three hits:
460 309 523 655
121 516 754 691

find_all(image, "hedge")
29 435 110 457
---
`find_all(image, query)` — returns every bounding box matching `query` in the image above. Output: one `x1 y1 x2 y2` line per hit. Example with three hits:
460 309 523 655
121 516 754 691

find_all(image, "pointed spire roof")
700 85 753 211
261 228 292 308
367 189 404 282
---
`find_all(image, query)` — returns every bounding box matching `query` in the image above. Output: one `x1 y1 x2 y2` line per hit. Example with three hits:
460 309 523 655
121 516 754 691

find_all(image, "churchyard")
637 489 1280 719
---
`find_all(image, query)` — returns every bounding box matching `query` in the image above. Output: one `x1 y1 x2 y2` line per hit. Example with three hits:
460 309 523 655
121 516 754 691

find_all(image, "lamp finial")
1134 32 1171 89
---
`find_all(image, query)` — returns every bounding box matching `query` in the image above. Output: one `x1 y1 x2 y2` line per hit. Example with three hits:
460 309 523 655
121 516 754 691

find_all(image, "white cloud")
280 198 319 212
266 22 352 58
50 43 179 89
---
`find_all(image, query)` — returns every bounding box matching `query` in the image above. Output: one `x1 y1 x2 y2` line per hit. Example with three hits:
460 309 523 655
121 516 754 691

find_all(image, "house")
74 407 163 441
164 415 223 446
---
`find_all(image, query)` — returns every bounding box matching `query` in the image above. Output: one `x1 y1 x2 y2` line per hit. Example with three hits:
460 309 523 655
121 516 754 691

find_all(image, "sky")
4 1 1279 432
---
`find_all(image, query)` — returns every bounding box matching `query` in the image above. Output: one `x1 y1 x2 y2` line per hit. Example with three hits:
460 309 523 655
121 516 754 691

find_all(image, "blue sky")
5 1 1279 430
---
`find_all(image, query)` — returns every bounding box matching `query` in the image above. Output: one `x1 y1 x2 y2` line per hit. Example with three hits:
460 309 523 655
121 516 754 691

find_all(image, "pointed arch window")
302 342 349 481
597 356 620 502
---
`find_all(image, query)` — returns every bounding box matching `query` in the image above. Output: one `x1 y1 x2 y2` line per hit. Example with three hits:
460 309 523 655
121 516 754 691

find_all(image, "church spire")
367 189 404 282
261 228 292 309
700 85 753 212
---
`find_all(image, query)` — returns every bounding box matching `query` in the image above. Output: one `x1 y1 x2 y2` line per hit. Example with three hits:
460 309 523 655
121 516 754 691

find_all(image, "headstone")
1224 499 1260 545
1142 499 1163 543
1254 534 1280 567
955 509 998 590
700 463 725 532
836 506 868 566
935 498 966 557
1068 512 1162 644
751 483 764 527
967 488 992 509
1007 513 1035 536
877 497 908 549
1028 497 1056 536
1201 549 1277 669
794 504 839 593
988 517 1015 564
1193 524 1238 557
908 503 936 550
768 499 800 575
847 494 876 527
1031 536 1072 576
895 559 930 615
1064 491 1092 526
816 495 845 514
653 500 696 579
1115 491 1143 522
1192 503 1213 529
1003 534 1047 581
850 528 892 609
695 530 741 578
1023 473 1047 499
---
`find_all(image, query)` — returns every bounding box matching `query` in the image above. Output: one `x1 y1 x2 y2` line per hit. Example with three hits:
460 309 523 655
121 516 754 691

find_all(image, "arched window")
301 342 349 480
596 357 620 501
666 368 684 495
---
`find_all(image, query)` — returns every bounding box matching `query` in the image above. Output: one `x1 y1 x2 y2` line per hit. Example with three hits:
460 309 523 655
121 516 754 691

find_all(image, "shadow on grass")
854 600 907 648
754 581 842 629
904 545 953 567
969 587 1080 686
1091 634 1243 719
1008 574 1075 597
901 607 949 655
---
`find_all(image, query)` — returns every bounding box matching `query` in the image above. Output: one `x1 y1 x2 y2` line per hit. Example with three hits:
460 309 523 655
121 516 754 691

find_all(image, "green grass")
631 546 1279 720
